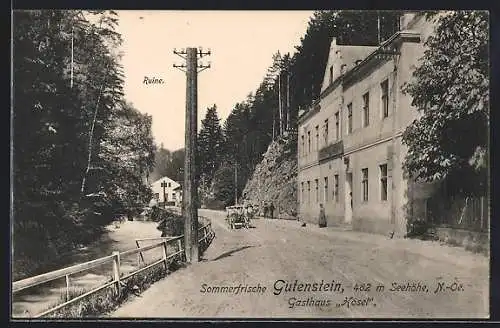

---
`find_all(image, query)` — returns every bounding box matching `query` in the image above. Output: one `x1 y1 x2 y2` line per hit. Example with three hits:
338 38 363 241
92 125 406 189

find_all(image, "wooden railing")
12 221 215 318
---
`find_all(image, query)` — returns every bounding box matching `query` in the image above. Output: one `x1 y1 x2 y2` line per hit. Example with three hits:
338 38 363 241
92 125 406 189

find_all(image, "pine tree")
197 105 224 185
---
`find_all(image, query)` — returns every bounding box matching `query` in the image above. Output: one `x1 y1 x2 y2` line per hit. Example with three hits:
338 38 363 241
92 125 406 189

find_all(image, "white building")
297 13 438 236
151 176 180 206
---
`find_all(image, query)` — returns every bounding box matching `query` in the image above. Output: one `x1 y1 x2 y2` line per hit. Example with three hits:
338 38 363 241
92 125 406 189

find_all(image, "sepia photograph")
11 9 490 320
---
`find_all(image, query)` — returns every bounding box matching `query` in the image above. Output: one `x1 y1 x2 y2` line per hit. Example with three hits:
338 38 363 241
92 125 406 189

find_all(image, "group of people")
241 201 328 228
262 202 276 219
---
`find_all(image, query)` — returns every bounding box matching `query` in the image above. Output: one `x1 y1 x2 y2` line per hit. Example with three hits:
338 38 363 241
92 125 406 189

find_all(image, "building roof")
320 37 378 94
333 44 378 75
298 12 427 125
151 176 180 187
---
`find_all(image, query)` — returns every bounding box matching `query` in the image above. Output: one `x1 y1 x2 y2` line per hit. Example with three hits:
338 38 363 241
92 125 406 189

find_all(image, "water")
12 220 164 318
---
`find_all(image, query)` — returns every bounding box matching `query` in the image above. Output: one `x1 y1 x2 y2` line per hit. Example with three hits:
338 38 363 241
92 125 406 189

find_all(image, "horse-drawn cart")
225 205 249 229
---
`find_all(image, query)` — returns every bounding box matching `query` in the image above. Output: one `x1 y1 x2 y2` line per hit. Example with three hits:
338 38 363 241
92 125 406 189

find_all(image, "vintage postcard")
11 10 490 320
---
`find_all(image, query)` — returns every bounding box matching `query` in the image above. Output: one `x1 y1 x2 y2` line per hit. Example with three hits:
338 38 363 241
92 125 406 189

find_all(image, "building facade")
297 13 438 236
151 176 181 206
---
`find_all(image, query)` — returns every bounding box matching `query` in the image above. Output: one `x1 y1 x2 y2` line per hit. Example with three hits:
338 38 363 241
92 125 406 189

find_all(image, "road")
111 209 489 319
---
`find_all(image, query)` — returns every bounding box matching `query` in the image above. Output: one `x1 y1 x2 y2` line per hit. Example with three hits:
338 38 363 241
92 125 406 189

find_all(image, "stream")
12 220 163 318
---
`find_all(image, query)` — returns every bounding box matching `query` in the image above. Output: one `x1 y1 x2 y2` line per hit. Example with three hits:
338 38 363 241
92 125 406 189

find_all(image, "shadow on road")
211 245 256 262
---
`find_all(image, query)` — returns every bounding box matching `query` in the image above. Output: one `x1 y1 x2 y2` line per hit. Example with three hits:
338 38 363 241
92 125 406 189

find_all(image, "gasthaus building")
297 13 438 236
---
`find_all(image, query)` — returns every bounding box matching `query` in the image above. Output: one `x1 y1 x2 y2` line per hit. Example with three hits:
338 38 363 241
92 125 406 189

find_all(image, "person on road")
269 202 275 220
263 203 268 218
245 204 253 228
318 203 327 228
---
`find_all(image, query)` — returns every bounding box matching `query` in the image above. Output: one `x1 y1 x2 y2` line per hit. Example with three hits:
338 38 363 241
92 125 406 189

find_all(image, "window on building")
324 119 329 145
324 177 328 202
307 181 311 204
155 193 159 200
315 125 319 150
335 111 340 140
301 135 304 156
329 66 334 85
307 131 311 153
347 103 353 134
363 92 370 127
172 193 176 200
334 174 339 202
315 179 319 203
381 79 389 118
168 182 171 187
362 168 369 202
380 164 388 201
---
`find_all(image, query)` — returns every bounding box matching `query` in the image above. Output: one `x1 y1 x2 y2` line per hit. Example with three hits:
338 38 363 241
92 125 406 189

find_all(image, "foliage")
13 10 155 278
149 146 185 183
405 217 438 240
402 11 489 195
197 105 224 190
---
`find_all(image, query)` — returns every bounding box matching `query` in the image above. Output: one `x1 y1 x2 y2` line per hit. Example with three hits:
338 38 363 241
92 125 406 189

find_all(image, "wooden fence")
12 221 215 318
426 195 489 232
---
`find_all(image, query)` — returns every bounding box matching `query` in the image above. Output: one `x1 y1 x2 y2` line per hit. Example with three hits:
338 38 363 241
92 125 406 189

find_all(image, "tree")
402 11 489 195
197 105 224 186
97 101 155 214
149 145 171 182
12 10 155 278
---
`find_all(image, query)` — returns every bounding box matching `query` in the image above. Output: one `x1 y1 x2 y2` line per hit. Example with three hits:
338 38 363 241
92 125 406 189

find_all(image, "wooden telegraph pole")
161 181 168 208
173 47 211 263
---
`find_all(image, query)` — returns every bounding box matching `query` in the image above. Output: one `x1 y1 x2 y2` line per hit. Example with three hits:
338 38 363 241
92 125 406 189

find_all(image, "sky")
115 10 313 151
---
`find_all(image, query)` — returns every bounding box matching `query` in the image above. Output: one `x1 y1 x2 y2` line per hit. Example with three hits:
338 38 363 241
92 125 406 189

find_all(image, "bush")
156 210 184 237
405 218 438 240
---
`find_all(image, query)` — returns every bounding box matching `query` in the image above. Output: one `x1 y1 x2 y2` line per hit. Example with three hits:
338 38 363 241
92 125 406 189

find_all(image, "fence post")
162 240 168 271
177 239 183 261
480 196 484 231
112 251 121 297
135 240 145 265
65 275 70 302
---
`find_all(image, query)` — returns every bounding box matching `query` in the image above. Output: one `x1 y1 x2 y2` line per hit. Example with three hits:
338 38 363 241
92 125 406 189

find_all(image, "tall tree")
402 11 489 195
197 105 224 186
12 10 155 278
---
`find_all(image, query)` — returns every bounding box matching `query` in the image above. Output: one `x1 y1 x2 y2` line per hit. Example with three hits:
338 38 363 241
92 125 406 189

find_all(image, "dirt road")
111 209 489 319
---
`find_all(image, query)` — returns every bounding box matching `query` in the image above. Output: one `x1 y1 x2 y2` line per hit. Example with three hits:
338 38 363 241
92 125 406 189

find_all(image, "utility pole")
70 26 74 89
286 69 290 132
234 163 238 205
377 11 381 45
173 47 211 264
161 181 168 208
278 71 282 136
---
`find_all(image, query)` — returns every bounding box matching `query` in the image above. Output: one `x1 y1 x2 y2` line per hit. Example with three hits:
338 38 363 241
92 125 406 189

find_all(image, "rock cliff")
242 133 298 218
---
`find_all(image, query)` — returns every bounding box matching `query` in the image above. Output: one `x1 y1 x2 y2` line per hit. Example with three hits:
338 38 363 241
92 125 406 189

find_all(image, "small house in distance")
151 176 180 207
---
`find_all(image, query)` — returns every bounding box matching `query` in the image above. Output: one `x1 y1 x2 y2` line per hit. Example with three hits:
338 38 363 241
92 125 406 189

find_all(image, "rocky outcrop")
242 134 297 218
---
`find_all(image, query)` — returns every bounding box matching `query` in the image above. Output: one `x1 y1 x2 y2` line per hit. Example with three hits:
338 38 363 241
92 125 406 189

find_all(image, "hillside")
242 133 298 218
